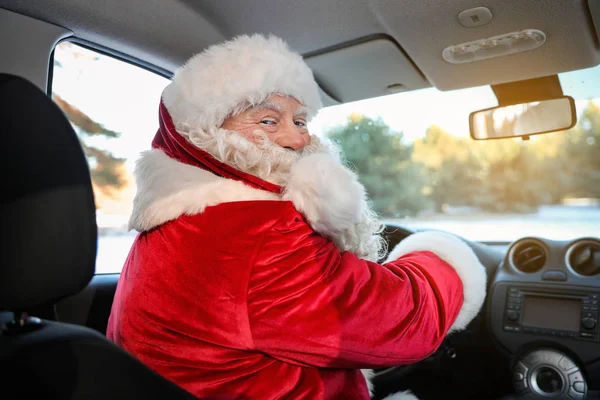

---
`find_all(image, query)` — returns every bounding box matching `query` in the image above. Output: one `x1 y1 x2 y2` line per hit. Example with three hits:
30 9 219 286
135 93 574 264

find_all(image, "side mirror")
469 96 577 140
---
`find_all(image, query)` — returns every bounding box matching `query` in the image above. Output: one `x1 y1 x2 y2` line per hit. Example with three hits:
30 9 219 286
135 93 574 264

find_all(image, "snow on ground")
94 205 599 274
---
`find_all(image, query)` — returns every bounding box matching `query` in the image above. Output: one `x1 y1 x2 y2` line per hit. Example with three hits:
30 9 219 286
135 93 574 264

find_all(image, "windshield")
310 66 600 242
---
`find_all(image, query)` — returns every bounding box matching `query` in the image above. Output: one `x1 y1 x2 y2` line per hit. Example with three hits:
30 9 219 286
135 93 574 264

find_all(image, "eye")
260 119 276 125
295 120 307 128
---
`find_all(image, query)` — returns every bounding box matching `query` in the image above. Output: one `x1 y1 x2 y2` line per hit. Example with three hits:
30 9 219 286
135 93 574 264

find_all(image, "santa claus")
107 34 487 400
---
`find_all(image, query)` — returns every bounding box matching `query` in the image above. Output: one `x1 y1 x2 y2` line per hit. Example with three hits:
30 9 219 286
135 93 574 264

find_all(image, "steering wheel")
372 224 504 399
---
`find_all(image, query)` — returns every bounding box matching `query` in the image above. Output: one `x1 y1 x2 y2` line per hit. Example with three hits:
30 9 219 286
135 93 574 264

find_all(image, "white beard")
176 122 386 262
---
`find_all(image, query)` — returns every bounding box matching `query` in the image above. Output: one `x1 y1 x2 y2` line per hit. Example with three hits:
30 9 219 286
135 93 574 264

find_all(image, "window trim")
48 38 172 275
48 37 173 95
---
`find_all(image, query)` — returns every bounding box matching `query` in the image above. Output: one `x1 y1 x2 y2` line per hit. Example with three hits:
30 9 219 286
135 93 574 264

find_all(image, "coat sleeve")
247 218 486 369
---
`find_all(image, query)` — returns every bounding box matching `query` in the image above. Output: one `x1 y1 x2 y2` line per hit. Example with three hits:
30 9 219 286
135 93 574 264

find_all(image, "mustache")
248 129 323 157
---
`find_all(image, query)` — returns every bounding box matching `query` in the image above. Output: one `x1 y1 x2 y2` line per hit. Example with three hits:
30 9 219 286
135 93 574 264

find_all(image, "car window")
51 41 599 274
51 41 170 274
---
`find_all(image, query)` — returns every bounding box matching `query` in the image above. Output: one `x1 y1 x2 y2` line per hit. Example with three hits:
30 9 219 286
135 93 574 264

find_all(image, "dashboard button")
582 318 597 330
568 370 584 384
541 270 567 281
573 381 586 393
513 366 528 393
568 372 586 400
506 310 519 321
558 356 577 372
514 371 524 381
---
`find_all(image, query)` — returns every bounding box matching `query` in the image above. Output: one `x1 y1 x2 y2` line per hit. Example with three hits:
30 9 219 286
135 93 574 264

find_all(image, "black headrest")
0 74 97 311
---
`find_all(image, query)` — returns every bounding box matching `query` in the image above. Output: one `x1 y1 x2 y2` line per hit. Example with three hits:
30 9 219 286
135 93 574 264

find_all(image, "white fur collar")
129 150 368 249
128 150 279 231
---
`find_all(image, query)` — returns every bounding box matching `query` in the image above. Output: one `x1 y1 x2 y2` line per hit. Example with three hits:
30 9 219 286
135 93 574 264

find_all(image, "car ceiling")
1 0 600 104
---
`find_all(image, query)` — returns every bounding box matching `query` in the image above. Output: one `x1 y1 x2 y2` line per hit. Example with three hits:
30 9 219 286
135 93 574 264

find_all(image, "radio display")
521 295 582 331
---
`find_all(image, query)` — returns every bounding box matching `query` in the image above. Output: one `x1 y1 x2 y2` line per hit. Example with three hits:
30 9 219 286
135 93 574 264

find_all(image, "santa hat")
162 34 323 131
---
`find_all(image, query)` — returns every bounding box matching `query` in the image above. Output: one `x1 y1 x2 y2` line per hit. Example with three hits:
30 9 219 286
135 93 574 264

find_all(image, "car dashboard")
489 236 599 399
490 237 599 346
382 225 599 399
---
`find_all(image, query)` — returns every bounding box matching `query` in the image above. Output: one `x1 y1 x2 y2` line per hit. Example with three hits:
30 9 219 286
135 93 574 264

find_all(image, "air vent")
566 239 600 277
509 239 547 273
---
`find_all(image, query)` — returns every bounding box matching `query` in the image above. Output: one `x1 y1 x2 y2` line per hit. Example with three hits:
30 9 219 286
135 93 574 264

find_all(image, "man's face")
221 95 309 151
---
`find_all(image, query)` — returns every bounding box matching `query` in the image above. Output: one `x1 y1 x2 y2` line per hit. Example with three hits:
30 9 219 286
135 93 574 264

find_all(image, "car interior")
0 1 599 399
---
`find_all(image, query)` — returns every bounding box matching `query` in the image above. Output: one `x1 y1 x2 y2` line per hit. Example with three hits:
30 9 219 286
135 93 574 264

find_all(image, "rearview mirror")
469 96 576 140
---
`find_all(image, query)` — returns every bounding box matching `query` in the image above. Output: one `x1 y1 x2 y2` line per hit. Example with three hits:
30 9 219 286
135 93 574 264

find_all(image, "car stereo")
503 286 599 342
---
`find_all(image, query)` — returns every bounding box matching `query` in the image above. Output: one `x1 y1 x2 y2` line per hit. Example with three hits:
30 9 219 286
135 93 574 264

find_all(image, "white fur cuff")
385 231 487 333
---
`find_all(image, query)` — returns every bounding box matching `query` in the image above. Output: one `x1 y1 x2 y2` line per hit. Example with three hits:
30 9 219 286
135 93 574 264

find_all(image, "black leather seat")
0 74 196 399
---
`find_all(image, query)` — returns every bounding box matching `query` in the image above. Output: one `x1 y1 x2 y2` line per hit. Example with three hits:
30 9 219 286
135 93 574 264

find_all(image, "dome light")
442 29 546 64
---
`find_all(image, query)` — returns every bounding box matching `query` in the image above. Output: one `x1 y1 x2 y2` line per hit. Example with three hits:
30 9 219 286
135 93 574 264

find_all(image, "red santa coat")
107 105 487 399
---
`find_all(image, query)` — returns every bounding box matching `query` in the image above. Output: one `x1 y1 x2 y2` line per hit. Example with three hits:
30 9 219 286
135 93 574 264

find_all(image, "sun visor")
305 36 430 104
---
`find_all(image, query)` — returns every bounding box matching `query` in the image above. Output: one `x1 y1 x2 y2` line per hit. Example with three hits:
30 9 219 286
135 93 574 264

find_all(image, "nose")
277 123 307 151
282 134 307 151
